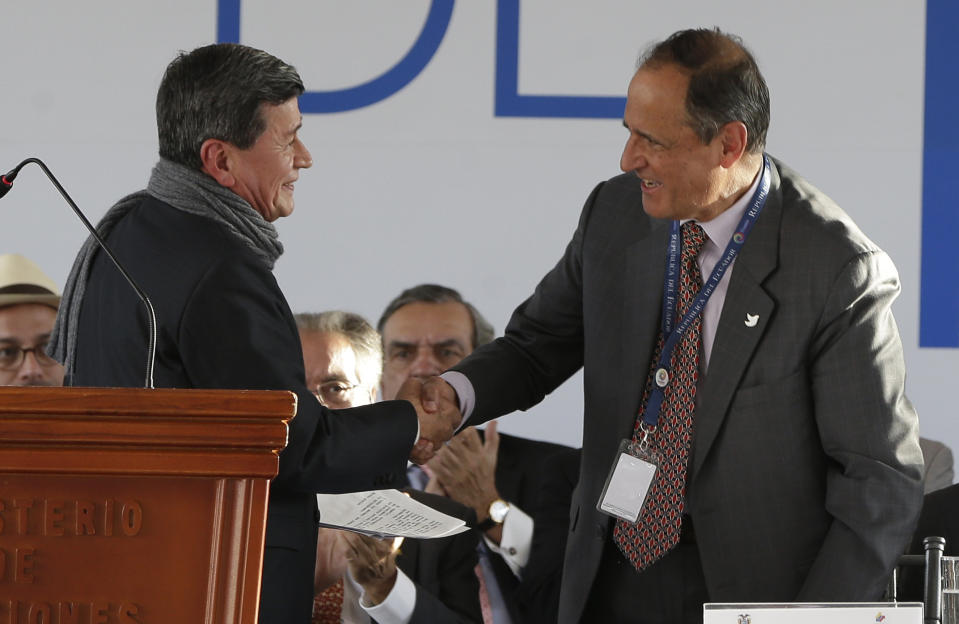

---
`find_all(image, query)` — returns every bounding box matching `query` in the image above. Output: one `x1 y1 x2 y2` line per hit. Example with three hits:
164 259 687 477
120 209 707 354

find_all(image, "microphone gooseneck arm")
1 157 157 389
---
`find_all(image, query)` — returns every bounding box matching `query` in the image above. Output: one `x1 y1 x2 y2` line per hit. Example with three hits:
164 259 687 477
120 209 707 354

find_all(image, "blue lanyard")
642 154 771 429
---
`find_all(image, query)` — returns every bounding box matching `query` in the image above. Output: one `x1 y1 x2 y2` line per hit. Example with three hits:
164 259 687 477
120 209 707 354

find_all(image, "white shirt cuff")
439 370 474 430
483 504 533 578
350 565 416 624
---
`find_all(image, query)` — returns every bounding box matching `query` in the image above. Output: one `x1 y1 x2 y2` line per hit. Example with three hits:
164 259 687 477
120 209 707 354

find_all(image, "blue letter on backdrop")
218 0 625 118
494 0 625 118
216 0 454 114
920 0 959 347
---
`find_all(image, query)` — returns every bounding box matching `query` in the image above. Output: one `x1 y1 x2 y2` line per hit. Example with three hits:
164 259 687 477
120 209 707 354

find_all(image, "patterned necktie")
613 221 707 571
312 578 344 624
474 561 495 624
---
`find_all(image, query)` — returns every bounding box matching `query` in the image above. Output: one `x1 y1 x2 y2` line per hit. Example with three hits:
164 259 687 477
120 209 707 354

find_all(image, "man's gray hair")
376 284 495 349
156 42 305 171
295 311 383 388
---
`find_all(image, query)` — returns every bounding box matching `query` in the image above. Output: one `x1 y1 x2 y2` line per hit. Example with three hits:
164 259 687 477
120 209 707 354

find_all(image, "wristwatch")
477 499 510 532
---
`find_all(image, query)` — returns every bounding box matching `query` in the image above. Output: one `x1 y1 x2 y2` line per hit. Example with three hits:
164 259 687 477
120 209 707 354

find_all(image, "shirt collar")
682 165 763 251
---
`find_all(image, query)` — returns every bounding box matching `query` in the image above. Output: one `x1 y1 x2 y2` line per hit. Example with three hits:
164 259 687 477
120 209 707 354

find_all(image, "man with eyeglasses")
295 310 483 623
0 253 65 387
297 311 380 411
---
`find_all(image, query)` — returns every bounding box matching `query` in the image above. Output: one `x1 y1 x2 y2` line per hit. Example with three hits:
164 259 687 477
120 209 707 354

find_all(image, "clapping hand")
343 532 403 606
427 422 502 539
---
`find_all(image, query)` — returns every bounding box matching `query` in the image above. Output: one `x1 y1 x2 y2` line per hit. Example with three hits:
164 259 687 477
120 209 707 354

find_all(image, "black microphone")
1 158 157 389
0 172 16 199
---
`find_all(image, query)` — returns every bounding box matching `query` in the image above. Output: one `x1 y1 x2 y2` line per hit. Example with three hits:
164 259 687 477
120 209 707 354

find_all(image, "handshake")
395 376 463 465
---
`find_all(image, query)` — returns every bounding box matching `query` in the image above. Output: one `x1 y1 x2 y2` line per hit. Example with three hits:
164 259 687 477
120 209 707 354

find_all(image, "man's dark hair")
640 28 770 154
156 43 305 170
377 284 495 349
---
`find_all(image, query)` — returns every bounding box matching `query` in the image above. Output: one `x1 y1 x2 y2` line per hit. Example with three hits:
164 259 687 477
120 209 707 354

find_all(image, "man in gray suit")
423 27 923 622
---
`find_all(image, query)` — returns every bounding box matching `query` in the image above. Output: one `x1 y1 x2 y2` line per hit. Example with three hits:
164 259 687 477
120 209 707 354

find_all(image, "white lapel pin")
744 313 759 328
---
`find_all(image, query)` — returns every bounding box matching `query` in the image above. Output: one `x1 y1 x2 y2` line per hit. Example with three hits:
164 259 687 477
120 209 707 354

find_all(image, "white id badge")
597 439 660 523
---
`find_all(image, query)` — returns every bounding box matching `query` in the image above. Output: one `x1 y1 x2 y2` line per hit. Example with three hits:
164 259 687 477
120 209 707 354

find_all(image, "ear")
717 121 749 169
199 138 236 188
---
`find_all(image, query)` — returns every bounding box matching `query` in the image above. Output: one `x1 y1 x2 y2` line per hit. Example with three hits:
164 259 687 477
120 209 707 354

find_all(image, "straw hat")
0 253 61 309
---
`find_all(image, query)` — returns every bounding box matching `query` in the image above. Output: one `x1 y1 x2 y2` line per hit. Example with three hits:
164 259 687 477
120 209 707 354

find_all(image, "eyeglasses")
0 343 59 371
311 380 363 409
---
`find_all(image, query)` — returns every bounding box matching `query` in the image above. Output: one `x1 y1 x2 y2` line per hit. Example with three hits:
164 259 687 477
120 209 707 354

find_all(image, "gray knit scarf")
48 158 284 381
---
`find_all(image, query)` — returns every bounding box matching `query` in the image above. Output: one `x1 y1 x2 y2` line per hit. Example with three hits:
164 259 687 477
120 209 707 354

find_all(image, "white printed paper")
316 489 469 539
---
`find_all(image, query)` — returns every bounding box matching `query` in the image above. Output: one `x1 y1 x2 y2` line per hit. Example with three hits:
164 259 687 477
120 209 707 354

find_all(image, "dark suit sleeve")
515 448 581 624
179 256 417 493
798 249 923 600
452 183 604 421
397 532 483 624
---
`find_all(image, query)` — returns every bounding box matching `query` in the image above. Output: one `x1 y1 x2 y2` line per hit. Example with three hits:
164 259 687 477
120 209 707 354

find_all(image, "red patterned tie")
474 562 494 624
312 578 344 624
613 221 707 571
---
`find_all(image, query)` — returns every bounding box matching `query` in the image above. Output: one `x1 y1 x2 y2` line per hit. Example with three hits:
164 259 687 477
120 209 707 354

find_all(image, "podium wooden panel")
0 386 295 624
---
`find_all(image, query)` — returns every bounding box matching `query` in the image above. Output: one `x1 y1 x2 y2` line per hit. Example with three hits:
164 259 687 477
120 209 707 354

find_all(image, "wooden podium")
0 386 295 624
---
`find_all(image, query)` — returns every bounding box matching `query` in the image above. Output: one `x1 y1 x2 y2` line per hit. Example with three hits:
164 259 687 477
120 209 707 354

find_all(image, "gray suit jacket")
453 158 924 622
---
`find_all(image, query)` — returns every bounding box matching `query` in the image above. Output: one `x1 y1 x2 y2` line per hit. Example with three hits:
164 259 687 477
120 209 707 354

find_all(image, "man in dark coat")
49 43 458 624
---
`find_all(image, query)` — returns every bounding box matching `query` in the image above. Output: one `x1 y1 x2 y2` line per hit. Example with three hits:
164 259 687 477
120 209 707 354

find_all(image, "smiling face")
225 97 312 221
620 63 730 222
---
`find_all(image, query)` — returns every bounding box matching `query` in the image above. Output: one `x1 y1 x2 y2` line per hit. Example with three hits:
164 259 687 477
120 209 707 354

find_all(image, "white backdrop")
2 1 950 454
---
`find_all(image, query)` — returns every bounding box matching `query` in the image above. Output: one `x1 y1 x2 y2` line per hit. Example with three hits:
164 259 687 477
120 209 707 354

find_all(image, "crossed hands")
342 531 403 606
314 527 349 593
314 529 403 606
395 376 462 465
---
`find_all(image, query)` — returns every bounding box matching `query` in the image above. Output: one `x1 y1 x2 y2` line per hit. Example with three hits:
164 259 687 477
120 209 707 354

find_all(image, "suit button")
508 547 517 556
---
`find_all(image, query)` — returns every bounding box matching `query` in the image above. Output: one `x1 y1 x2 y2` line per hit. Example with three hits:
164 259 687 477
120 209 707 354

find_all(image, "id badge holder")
597 437 660 523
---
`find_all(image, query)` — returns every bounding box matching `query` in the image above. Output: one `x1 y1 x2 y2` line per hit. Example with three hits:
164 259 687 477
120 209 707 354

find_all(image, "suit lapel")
620 220 670 438
396 538 423 583
491 432 521 502
690 163 783 480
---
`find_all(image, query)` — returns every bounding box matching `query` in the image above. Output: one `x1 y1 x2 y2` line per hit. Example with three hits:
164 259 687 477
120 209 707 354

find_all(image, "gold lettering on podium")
91 601 108 624
14 548 34 584
0 500 146 614
101 501 113 538
44 501 64 537
0 600 142 623
74 502 94 536
26 602 50 623
13 501 31 537
118 503 141 538
58 602 78 624
0 548 36 584
0 500 142 538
